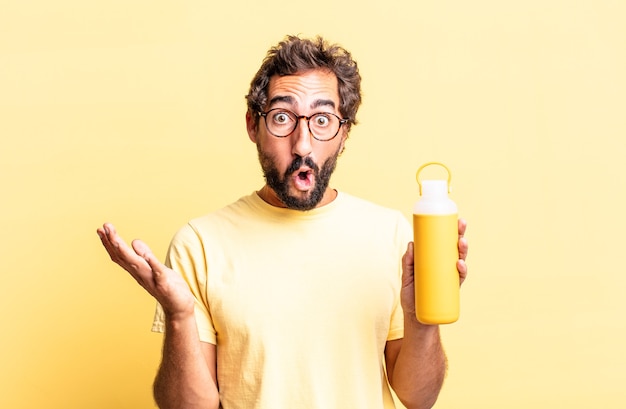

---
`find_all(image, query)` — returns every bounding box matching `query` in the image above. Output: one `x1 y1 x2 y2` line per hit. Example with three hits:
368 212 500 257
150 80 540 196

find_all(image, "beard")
257 144 341 211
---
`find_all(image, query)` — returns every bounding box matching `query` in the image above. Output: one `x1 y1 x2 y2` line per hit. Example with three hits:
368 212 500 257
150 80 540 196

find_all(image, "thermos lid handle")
416 162 452 195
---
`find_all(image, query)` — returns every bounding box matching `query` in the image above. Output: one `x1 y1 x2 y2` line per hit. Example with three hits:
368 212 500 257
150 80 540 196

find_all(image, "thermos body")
413 165 460 325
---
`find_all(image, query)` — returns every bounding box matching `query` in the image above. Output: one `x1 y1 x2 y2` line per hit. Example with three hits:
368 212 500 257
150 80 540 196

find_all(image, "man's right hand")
97 222 195 319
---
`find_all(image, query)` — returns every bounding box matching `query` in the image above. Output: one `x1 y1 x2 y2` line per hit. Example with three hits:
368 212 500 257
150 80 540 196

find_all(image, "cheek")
258 138 292 168
317 141 343 161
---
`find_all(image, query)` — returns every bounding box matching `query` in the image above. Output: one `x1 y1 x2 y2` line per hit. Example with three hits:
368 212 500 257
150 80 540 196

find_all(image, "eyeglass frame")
257 108 349 142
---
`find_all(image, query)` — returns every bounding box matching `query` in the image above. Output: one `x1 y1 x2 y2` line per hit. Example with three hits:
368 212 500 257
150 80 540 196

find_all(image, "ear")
246 111 258 143
338 128 349 154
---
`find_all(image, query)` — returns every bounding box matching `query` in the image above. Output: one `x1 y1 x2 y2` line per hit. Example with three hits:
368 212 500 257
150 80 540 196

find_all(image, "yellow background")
1 1 625 407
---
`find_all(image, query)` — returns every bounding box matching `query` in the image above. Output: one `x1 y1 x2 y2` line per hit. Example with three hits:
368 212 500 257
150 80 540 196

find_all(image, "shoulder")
337 192 408 221
170 193 259 246
335 192 412 238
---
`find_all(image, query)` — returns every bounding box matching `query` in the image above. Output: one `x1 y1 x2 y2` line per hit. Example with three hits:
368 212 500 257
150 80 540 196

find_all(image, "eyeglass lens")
263 109 342 140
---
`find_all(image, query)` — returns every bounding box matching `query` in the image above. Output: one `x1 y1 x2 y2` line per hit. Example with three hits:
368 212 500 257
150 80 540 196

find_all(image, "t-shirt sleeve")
387 212 413 341
151 223 217 345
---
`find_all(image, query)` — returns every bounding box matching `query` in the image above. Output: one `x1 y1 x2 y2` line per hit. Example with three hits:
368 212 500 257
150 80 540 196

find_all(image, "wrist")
164 309 196 327
404 311 440 331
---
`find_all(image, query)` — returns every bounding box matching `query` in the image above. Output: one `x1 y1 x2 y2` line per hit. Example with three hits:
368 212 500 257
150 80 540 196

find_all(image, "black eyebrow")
267 96 337 111
268 95 294 108
310 99 336 110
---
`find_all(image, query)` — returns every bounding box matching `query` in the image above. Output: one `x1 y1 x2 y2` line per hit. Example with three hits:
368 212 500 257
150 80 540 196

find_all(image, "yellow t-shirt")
153 192 412 408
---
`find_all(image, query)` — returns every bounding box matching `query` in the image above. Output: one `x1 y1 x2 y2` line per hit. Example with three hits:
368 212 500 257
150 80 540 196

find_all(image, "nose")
291 117 313 158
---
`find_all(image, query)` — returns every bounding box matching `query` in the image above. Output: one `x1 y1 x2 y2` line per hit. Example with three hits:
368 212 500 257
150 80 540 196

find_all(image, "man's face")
247 69 348 210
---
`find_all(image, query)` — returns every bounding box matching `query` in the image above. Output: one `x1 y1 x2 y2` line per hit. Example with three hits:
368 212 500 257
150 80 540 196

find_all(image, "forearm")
153 314 219 409
390 314 447 409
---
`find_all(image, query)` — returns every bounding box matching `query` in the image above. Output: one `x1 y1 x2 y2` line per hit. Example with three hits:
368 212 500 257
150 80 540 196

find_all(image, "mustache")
285 156 319 175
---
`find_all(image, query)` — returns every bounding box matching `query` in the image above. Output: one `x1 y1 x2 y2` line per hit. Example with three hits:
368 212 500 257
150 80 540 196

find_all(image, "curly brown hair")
245 35 362 131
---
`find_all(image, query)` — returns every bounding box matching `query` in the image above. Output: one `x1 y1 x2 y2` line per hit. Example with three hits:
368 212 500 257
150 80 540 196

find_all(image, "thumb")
402 242 414 286
131 240 164 275
402 242 414 270
131 239 152 256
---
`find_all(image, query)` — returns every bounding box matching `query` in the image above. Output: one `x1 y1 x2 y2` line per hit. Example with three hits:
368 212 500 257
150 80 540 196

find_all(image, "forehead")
267 70 340 110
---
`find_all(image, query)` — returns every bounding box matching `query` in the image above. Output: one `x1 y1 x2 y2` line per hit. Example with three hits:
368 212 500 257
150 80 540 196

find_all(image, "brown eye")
272 111 294 125
313 114 331 127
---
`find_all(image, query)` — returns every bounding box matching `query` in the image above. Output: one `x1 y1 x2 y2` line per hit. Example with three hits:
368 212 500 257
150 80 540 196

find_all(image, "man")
97 35 468 409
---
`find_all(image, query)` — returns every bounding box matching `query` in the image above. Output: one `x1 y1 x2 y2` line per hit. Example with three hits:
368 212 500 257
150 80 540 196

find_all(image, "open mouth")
292 168 314 191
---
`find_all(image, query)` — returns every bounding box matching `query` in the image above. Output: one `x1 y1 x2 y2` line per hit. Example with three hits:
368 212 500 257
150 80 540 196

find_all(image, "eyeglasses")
258 108 349 141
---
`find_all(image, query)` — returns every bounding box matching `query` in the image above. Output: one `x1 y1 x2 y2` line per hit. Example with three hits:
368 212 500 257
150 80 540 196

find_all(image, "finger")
97 223 115 244
97 223 122 261
458 237 468 261
97 227 110 249
402 242 414 268
401 242 414 286
131 238 152 259
100 224 149 272
104 224 131 255
131 239 166 276
101 223 123 249
457 259 468 286
96 225 106 240
458 218 467 238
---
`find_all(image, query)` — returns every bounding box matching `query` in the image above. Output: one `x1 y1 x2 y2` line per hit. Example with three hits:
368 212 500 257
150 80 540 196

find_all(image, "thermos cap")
421 180 449 199
416 162 452 195
414 162 457 215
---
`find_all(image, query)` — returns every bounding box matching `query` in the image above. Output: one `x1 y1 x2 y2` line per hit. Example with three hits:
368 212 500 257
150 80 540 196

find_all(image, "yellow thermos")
413 162 460 324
